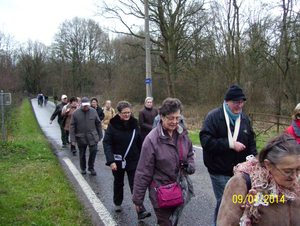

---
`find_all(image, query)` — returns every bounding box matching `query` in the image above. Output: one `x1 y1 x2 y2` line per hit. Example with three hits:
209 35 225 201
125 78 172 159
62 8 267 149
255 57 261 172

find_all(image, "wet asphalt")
31 98 215 226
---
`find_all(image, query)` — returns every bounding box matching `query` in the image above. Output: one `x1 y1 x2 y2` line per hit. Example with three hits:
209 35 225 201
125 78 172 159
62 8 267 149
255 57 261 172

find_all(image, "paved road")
31 99 216 226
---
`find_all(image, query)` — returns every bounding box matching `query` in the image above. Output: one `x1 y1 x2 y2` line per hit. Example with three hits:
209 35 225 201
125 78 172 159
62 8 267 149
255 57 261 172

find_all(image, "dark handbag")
151 137 184 209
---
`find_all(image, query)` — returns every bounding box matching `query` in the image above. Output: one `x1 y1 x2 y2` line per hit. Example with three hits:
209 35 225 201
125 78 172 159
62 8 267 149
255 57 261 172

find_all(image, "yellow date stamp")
232 194 285 204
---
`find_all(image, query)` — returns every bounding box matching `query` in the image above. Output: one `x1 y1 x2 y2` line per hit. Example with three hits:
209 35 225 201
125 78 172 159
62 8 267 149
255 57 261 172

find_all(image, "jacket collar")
220 104 244 121
159 122 184 137
144 105 153 111
110 114 137 130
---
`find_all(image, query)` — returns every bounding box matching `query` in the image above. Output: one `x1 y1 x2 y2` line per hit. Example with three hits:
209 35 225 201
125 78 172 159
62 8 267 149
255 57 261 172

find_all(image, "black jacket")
200 105 257 176
103 114 143 171
50 102 67 125
91 105 105 121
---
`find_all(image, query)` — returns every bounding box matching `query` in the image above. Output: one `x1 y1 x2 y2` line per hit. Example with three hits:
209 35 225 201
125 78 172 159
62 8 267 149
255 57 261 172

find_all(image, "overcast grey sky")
0 0 99 45
1 0 299 46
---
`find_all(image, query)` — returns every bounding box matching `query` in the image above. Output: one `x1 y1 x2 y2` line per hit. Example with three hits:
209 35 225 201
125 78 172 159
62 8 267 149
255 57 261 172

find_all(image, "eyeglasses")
231 100 246 106
120 112 131 115
164 115 180 122
272 163 300 177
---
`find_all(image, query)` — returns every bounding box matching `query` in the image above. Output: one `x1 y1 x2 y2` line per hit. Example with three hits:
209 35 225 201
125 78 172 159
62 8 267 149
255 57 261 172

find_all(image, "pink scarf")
234 156 300 226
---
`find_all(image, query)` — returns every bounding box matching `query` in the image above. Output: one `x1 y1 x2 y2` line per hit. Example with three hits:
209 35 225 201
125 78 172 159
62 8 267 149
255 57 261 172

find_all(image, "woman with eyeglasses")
132 98 195 226
285 103 300 144
217 133 300 226
103 101 151 220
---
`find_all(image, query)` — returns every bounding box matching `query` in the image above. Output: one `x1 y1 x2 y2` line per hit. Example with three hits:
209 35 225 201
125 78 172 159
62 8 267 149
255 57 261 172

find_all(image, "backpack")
214 172 251 222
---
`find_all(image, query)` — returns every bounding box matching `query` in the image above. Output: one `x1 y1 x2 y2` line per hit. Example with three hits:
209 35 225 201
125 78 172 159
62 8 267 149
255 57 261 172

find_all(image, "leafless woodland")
1 0 299 117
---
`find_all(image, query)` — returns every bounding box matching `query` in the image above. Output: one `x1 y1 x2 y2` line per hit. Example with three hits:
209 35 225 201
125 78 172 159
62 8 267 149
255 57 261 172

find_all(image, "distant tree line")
0 0 299 115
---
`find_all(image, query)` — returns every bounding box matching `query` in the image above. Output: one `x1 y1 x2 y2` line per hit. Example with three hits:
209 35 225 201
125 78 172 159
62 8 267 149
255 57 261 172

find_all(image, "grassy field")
0 98 92 226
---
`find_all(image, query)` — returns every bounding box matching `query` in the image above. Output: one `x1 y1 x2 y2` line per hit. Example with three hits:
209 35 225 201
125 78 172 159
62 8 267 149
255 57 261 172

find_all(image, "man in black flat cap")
200 85 257 225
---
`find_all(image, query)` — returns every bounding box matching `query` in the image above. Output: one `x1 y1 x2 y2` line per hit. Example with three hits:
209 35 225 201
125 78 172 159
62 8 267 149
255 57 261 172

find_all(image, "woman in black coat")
90 97 105 121
103 101 151 220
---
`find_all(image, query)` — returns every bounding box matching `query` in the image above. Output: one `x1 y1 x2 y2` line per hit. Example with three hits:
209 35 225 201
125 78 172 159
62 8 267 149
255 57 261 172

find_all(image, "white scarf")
223 102 241 149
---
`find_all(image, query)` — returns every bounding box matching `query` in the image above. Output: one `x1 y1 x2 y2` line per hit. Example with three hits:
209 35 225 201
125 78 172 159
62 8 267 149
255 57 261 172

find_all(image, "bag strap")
151 181 157 191
179 137 184 166
152 137 184 191
123 129 135 160
243 172 251 191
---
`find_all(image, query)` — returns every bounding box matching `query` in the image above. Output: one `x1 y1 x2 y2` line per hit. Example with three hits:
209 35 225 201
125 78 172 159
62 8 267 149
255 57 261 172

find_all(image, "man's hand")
110 162 117 171
233 141 246 152
72 142 76 146
49 120 53 124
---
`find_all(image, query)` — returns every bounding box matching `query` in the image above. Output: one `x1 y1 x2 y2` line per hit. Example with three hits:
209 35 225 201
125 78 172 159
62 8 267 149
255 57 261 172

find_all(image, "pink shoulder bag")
151 137 184 209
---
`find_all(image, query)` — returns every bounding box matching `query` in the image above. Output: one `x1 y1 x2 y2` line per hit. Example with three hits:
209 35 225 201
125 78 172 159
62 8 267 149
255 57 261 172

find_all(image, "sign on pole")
0 93 11 105
1 90 11 141
145 78 152 84
145 78 152 97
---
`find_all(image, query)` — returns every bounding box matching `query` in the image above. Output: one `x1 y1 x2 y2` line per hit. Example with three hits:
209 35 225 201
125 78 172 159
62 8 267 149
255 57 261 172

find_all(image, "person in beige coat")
102 100 115 132
217 133 300 226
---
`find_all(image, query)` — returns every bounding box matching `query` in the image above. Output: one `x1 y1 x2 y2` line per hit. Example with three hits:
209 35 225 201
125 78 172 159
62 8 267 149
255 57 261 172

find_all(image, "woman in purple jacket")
132 98 195 226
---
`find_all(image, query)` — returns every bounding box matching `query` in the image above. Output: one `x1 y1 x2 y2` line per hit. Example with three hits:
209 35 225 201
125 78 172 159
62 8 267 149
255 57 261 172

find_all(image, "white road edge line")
62 157 117 226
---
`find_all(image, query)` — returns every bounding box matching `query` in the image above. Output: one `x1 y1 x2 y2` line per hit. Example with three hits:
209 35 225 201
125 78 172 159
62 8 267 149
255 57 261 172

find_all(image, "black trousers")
65 130 70 143
78 144 98 171
113 168 135 206
112 168 147 214
60 126 68 145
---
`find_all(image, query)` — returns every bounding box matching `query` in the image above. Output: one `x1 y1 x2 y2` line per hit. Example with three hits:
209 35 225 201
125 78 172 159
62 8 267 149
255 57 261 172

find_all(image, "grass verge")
0 98 91 226
188 130 201 146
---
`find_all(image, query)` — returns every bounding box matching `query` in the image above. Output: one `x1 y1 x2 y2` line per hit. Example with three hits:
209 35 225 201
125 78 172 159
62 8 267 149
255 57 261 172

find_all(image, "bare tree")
111 34 145 100
259 0 300 114
97 0 205 97
0 32 21 92
18 40 48 94
209 0 249 86
51 17 106 94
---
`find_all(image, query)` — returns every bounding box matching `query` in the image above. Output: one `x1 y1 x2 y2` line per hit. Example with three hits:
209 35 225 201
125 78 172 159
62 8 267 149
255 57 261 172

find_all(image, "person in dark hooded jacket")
91 97 105 121
103 101 151 220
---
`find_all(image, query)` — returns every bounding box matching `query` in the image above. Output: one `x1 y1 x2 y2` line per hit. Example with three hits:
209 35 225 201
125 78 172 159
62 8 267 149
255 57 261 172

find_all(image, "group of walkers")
37 93 48 107
46 85 300 226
